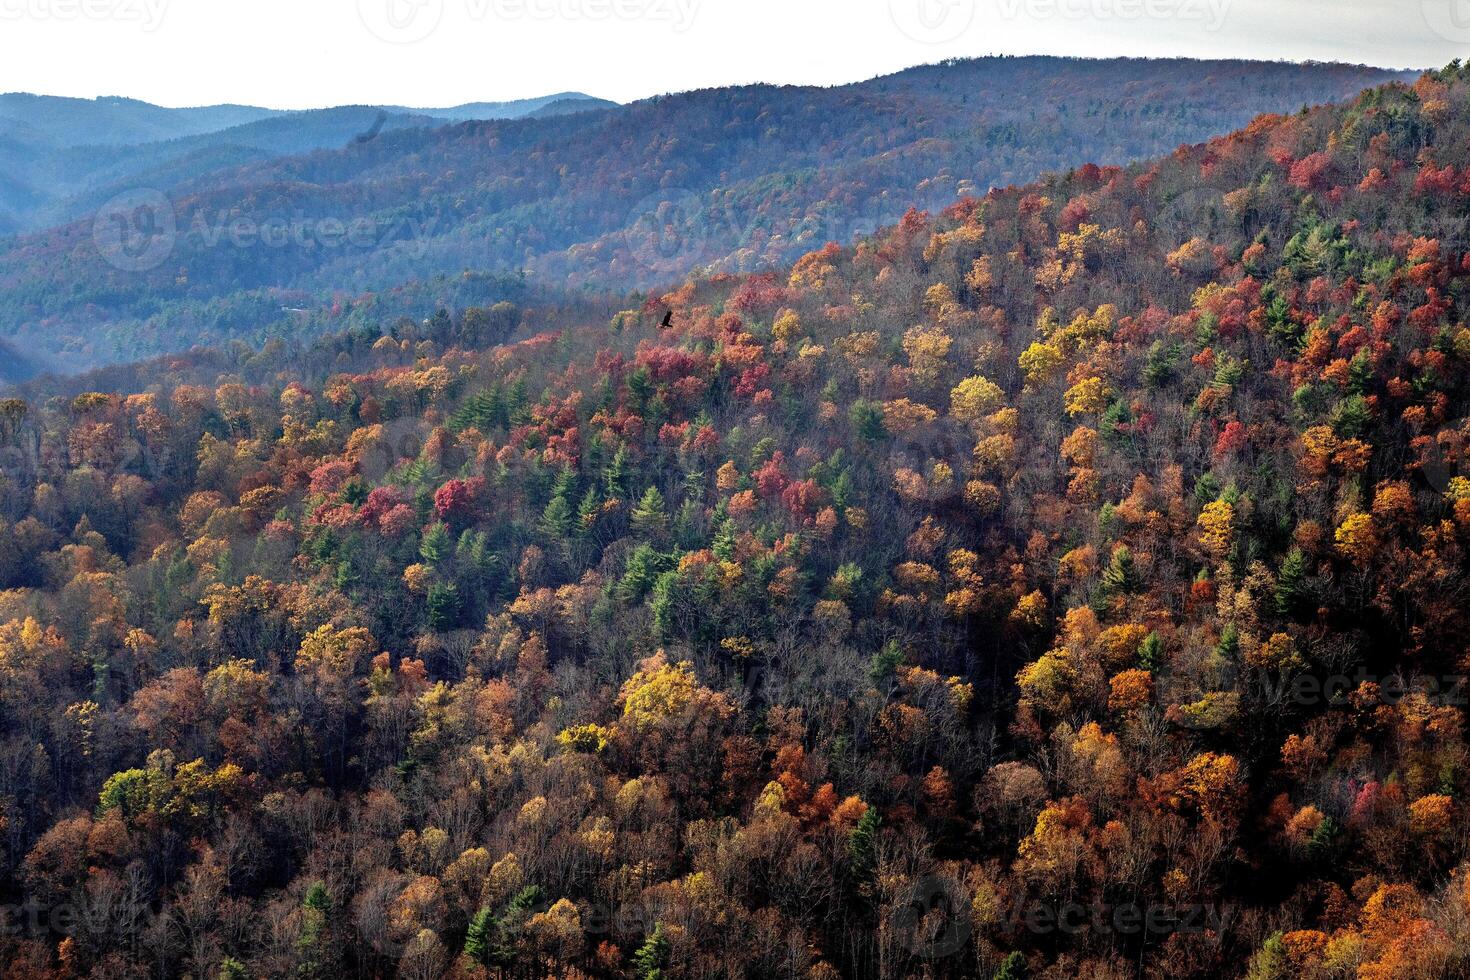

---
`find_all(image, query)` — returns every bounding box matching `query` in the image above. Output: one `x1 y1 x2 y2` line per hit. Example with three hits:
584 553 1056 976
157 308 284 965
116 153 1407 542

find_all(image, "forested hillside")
5 60 1470 979
0 57 1410 373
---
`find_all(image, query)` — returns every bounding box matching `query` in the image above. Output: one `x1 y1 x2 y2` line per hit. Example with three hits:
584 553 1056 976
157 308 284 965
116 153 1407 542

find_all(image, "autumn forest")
1 45 1470 980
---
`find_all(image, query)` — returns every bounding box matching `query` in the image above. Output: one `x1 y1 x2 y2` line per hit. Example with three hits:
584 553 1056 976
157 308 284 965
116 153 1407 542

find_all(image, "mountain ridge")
0 56 1415 374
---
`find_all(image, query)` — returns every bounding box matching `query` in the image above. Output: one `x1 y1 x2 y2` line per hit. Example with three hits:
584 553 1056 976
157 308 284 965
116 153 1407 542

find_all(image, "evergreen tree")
632 922 670 980
1243 934 1289 980
551 465 578 502
576 486 602 534
463 906 493 966
297 881 331 976
604 445 631 499
848 807 881 896
1100 544 1138 595
1275 546 1306 615
1139 631 1164 673
994 952 1028 980
1215 623 1240 659
540 494 572 539
867 641 904 686
488 886 545 968
631 486 668 539
304 881 331 914
427 582 460 631
420 522 450 563
712 517 737 561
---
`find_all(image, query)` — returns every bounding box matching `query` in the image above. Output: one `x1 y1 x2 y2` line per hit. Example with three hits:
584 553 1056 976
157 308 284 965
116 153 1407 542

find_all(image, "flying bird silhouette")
660 310 673 330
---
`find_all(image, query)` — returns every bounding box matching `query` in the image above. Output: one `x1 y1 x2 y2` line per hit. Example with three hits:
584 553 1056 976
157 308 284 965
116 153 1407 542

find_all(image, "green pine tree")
867 641 904 686
631 486 668 539
994 951 1028 980
633 923 670 980
426 582 460 631
712 517 737 561
463 906 493 965
1243 933 1289 980
297 881 331 976
1100 544 1138 595
1138 632 1164 673
540 495 572 539
848 806 881 895
1215 623 1240 659
551 465 578 502
488 886 545 968
304 881 331 914
604 445 630 499
1275 546 1305 615
420 522 450 563
576 486 602 531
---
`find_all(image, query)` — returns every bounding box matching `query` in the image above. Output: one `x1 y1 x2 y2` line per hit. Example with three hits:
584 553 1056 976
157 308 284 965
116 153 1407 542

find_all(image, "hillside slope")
3 62 1470 978
0 57 1412 371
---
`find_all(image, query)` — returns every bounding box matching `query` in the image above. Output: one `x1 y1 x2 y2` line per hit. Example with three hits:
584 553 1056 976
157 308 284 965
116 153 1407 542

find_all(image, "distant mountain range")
0 91 616 233
387 93 618 122
0 58 1416 375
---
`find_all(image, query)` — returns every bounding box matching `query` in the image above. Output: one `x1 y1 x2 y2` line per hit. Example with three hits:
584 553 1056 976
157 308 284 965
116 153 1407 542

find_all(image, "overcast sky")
0 0 1465 109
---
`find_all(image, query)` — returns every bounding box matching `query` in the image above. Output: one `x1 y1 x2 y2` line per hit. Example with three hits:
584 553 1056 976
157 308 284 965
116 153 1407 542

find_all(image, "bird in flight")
660 310 673 330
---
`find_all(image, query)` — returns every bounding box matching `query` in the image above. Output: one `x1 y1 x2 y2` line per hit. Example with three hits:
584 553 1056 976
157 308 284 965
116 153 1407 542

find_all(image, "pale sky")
0 0 1464 109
